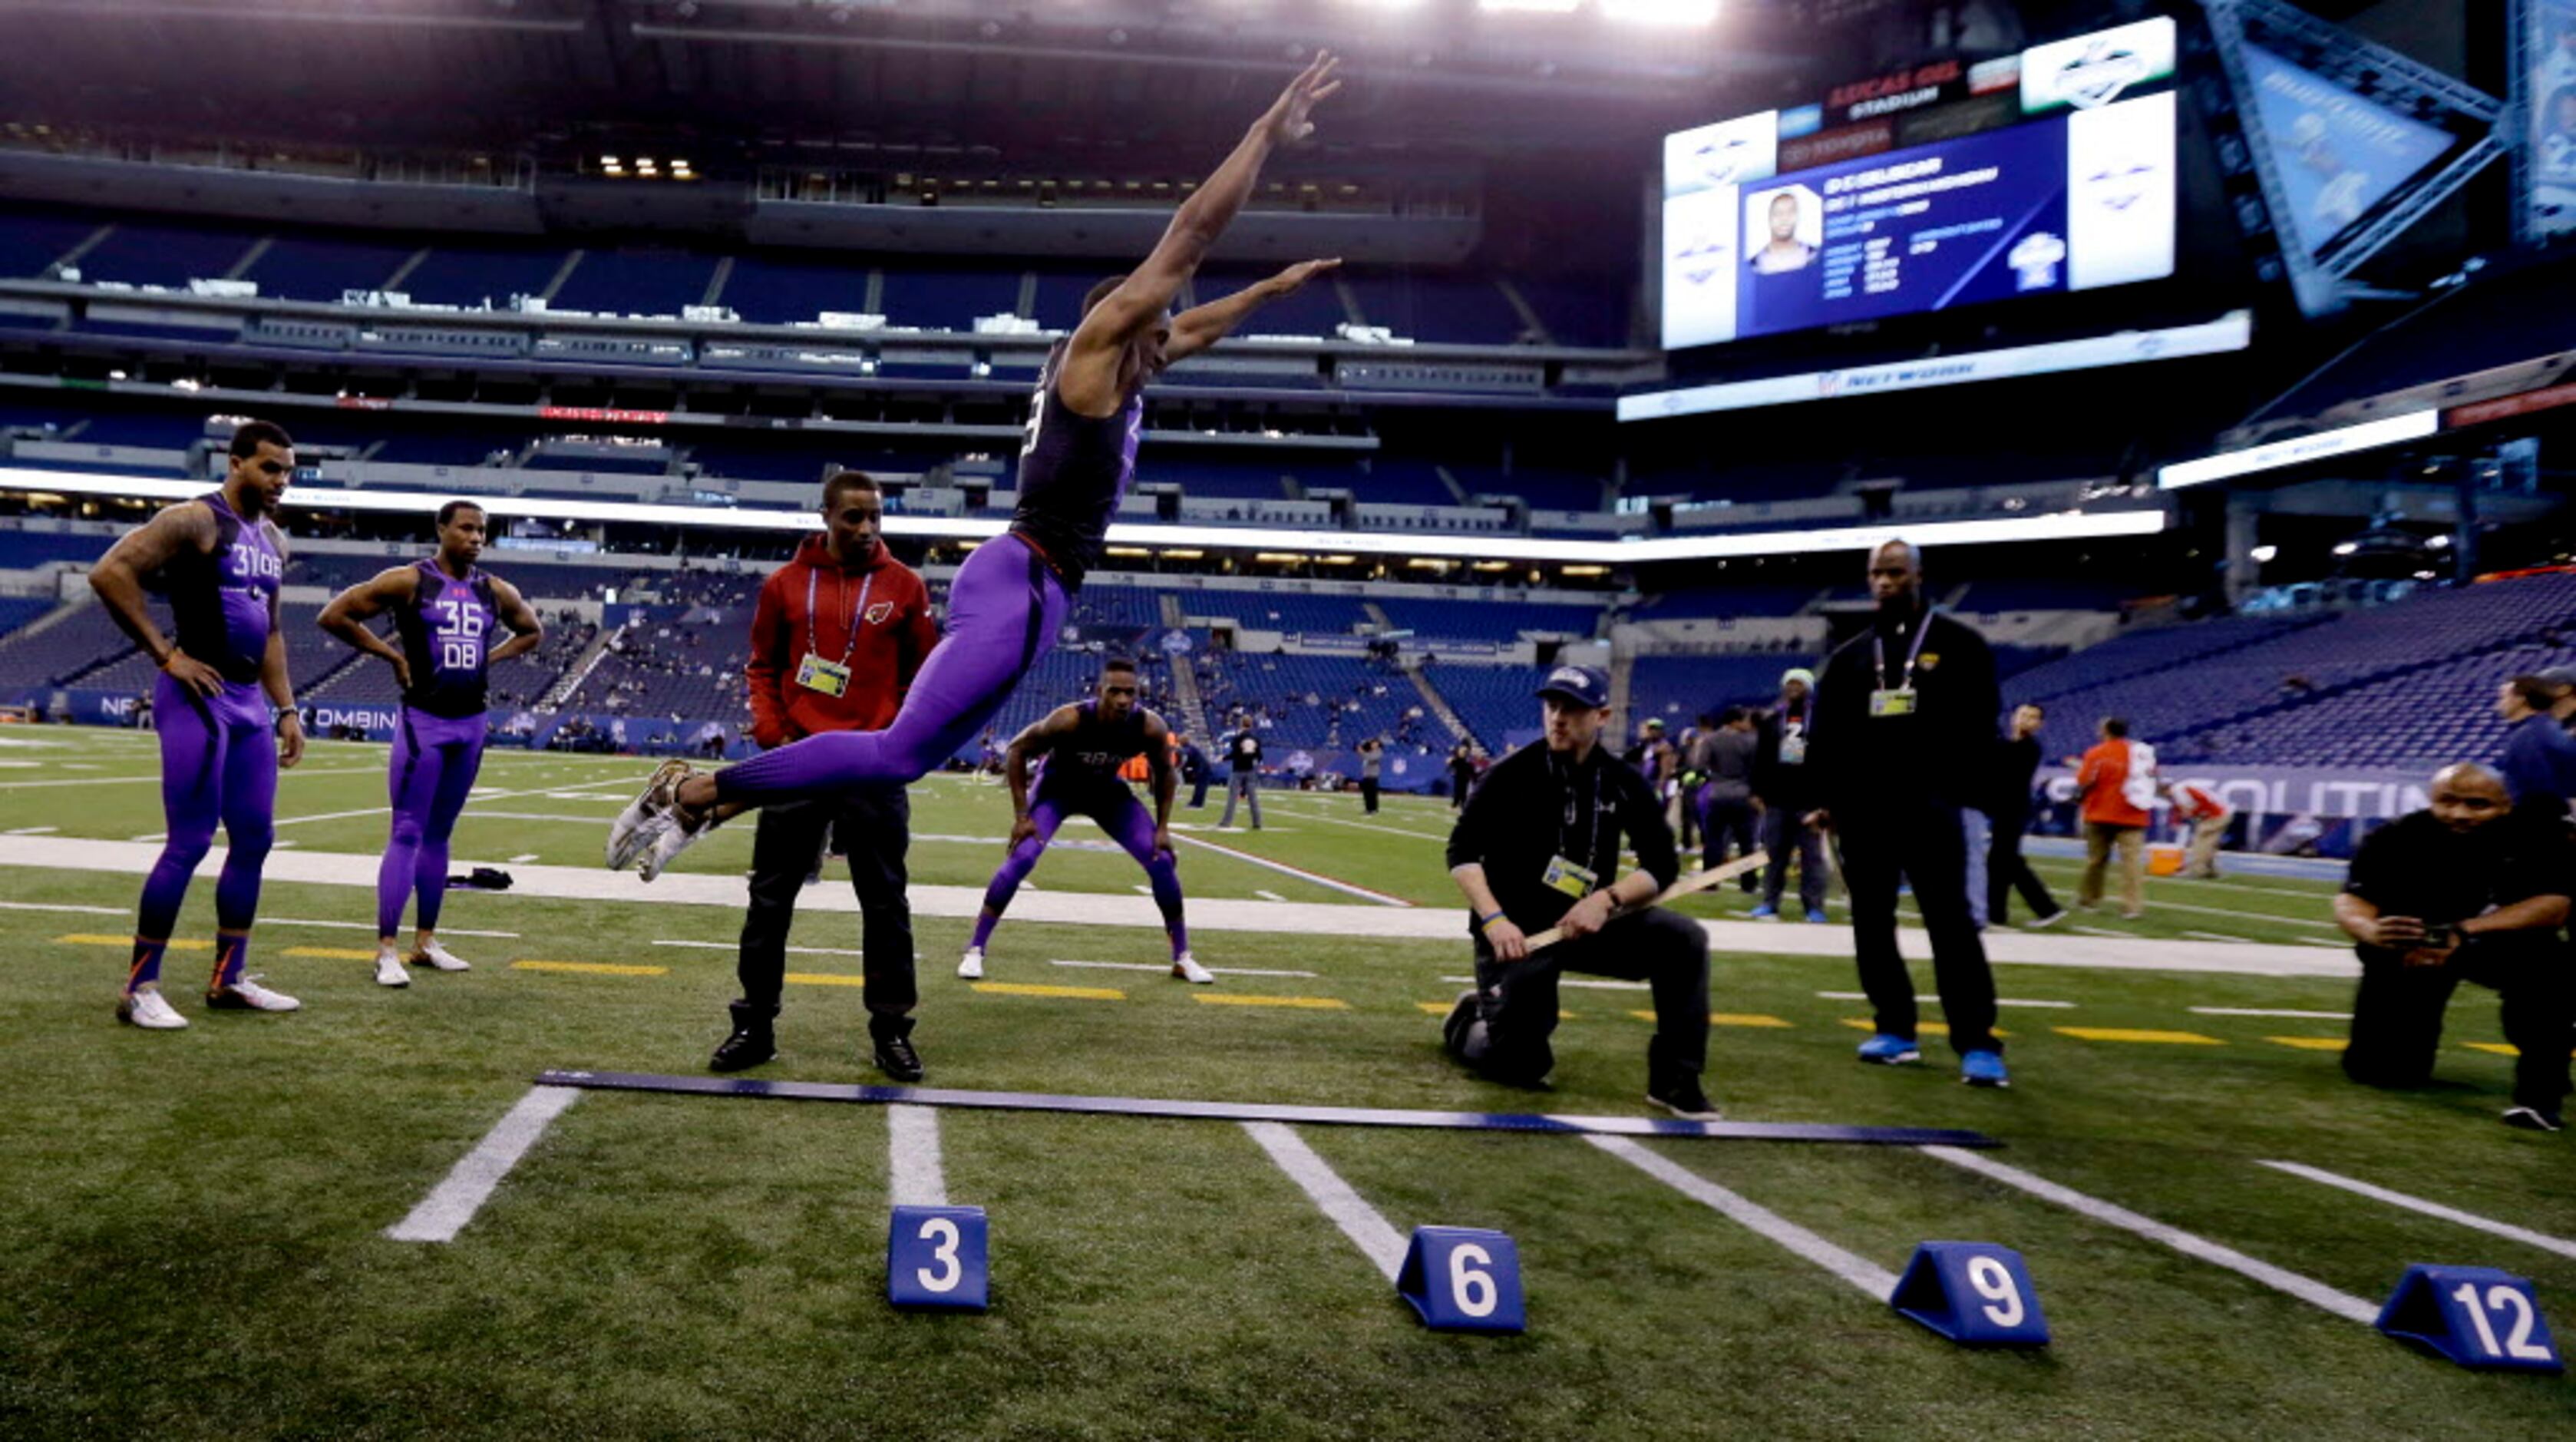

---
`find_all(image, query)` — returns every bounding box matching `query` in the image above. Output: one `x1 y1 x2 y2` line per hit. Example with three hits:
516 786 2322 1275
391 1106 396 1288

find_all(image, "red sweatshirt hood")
791 533 890 574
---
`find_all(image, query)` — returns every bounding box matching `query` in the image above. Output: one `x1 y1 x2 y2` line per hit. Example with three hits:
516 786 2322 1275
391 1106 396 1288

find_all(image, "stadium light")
1600 0 1719 23
1478 0 1580 12
2157 410 2441 489
2332 541 2360 556
2249 544 2278 562
0 468 2165 564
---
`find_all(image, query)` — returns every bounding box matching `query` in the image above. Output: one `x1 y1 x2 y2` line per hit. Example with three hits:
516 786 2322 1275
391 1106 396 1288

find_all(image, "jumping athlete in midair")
609 51 1345 875
959 657 1205 984
318 500 543 986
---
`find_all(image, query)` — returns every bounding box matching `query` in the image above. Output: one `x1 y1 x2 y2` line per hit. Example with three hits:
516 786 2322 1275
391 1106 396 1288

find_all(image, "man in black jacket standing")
1986 702 2066 928
1806 540 2009 1087
1752 667 1827 921
1442 665 1719 1120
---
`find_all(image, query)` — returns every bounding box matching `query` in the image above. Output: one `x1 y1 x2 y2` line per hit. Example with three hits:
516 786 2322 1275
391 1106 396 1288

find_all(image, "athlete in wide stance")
959 657 1207 984
88 421 307 1028
318 500 543 986
609 52 1344 875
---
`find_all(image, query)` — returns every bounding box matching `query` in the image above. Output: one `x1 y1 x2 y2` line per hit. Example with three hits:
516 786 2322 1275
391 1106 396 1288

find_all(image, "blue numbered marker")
1889 1242 2050 1347
1395 1225 1524 1334
2376 1265 2561 1372
887 1205 989 1311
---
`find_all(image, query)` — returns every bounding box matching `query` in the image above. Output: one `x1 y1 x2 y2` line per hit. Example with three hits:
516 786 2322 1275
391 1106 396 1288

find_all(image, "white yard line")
385 1085 582 1244
508 853 540 864
1443 974 1650 992
1272 806 1450 842
0 835 2357 973
3 825 58 835
2256 1161 2576 1261
1920 1146 2378 1323
2181 931 2254 944
1256 890 1286 902
2191 1007 2351 1020
1052 959 1316 977
0 766 383 789
886 1104 948 1209
1813 990 2074 1008
1587 1135 1897 1298
0 898 124 916
1170 832 1412 908
1242 1121 1407 1282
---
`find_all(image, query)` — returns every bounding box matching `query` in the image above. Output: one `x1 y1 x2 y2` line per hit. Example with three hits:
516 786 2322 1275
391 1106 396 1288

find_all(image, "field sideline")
0 728 2567 1439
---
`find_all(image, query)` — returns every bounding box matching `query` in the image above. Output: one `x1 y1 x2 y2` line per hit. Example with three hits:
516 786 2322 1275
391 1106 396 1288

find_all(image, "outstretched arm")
317 566 421 690
1164 258 1342 365
1004 706 1081 847
1059 51 1342 415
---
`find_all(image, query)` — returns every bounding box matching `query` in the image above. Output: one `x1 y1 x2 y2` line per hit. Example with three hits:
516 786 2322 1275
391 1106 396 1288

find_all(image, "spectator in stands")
2334 762 2572 1132
2163 778 2234 881
2074 717 2154 919
710 471 940 1083
1218 722 1264 830
1985 703 2064 928
1358 736 1384 814
1448 742 1478 810
1751 667 1826 922
1441 664 1718 1120
1694 707 1761 891
1806 539 2007 1087
2498 674 2576 820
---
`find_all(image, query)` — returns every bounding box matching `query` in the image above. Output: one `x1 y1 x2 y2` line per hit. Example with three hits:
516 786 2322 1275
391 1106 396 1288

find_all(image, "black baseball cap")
1534 665 1610 710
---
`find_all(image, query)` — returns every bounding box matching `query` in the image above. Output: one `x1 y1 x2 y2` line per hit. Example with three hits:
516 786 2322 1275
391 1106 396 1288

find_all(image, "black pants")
2343 940 2574 1114
1841 795 2000 1056
1448 908 1710 1087
737 789 915 1038
1361 777 1380 813
1985 812 2059 924
1188 772 1210 808
1703 794 1760 887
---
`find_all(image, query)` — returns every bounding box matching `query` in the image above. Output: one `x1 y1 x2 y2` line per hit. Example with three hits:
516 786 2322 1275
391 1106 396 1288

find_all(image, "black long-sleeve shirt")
1808 606 2000 816
1445 741 1679 935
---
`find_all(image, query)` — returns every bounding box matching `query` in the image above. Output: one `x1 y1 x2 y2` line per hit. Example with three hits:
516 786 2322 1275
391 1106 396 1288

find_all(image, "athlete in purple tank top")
319 500 544 986
609 51 1349 877
86 421 306 1029
958 657 1204 983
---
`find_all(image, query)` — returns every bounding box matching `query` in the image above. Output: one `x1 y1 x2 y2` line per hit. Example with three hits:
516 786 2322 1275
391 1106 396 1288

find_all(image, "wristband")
1475 910 1504 931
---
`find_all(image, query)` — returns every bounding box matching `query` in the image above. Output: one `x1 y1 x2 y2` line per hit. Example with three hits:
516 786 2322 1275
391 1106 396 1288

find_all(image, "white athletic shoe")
1171 952 1214 984
116 987 188 1030
411 941 471 973
606 759 695 870
637 815 712 883
375 948 412 988
957 947 986 981
206 974 302 1013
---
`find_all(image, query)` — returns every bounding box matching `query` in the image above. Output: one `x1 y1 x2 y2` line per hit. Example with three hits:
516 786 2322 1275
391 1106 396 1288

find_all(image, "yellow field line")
1640 1010 1797 1028
784 972 867 987
2266 1036 2347 1051
511 960 668 977
282 946 378 960
1191 994 1349 1010
2054 1027 2222 1045
2463 1041 2521 1057
970 981 1125 1000
58 933 210 951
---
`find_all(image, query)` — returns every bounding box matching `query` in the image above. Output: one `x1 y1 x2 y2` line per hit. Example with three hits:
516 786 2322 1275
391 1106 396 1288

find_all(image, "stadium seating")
0 596 52 641
1373 597 1593 642
0 602 136 689
552 249 719 318
1200 652 1420 751
0 532 114 569
243 236 417 304
1627 654 1812 729
1420 665 1529 752
1635 584 1820 619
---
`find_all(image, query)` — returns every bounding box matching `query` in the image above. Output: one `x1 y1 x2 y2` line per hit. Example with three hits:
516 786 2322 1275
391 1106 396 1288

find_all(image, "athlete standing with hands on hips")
609 52 1347 871
319 501 544 986
88 421 306 1028
959 656 1207 984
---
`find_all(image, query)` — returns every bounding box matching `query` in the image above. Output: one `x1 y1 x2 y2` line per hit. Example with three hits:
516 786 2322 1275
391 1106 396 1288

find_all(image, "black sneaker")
1646 1077 1723 1122
874 1030 924 1083
710 1001 777 1073
2502 1106 2565 1133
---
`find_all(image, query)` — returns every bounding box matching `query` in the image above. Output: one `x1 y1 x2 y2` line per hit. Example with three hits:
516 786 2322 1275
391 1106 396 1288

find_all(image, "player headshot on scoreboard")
2545 87 2576 175
1748 187 1821 274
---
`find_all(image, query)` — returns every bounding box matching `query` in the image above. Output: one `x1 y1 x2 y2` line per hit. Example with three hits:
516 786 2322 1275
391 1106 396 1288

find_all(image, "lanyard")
1871 608 1935 690
1553 752 1606 868
805 564 874 668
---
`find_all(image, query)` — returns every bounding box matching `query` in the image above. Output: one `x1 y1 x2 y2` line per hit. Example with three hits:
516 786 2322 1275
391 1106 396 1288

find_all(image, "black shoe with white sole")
2502 1105 2564 1133
1646 1076 1722 1122
709 1001 777 1073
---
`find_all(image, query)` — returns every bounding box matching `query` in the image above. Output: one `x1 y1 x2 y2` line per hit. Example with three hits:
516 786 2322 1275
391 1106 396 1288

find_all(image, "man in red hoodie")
708 471 941 1080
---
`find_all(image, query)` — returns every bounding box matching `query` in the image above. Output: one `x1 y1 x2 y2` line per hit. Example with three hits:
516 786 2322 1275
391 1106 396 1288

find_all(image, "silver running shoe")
606 759 696 870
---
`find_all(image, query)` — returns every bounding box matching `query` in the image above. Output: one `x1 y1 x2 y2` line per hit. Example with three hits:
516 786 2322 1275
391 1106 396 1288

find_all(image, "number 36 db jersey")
395 560 498 719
